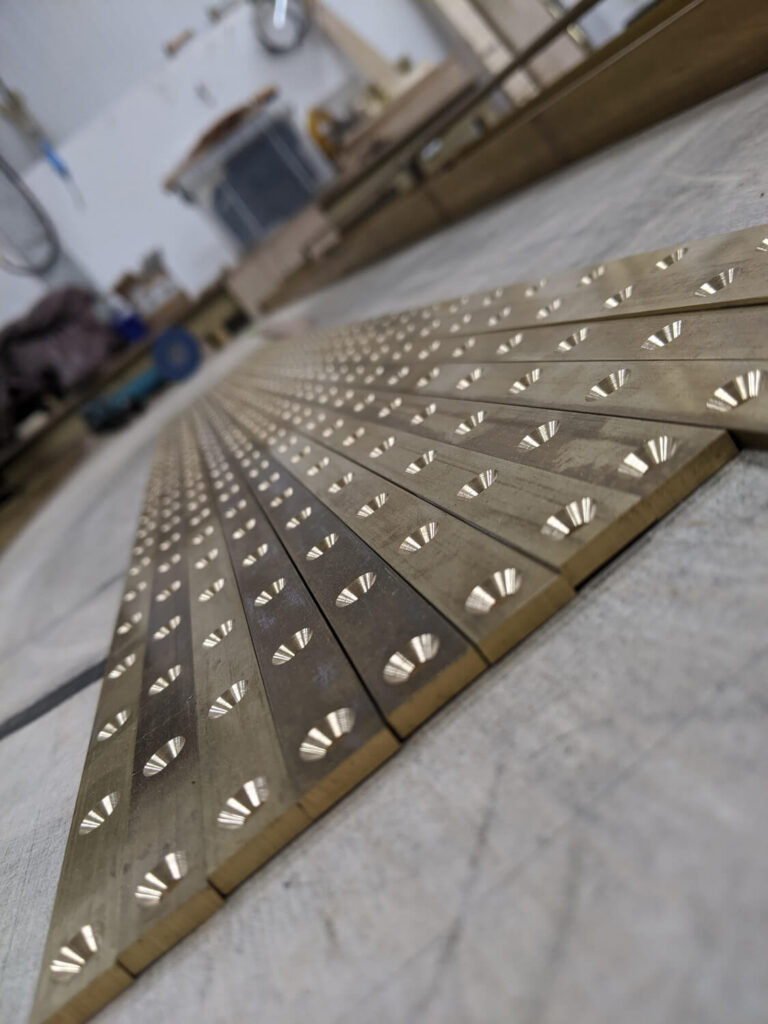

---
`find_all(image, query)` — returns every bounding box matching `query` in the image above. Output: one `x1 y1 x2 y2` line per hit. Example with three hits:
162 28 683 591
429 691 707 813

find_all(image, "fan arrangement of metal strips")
32 223 768 1023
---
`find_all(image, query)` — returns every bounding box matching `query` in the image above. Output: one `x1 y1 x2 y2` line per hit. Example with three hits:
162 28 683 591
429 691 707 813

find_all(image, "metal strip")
192 416 399 818
239 375 736 518
218 380 654 584
379 358 768 445
308 222 768 331
115 427 223 977
204 401 488 736
30 440 168 1023
209 392 573 664
177 420 310 895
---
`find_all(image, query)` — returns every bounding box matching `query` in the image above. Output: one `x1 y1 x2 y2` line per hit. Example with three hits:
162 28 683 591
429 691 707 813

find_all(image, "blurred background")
0 0 764 549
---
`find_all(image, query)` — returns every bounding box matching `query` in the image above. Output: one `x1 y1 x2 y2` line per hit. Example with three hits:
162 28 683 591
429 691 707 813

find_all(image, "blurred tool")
0 78 85 207
82 328 201 431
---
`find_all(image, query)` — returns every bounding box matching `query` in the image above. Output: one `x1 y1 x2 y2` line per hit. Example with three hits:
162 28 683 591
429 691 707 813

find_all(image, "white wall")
0 0 229 144
0 1 448 329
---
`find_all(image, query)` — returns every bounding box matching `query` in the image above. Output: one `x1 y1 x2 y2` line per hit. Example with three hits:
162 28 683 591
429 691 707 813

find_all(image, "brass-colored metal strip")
241 374 736 517
177 420 310 895
385 358 768 446
209 391 573 664
29 441 172 1024
266 305 768 370
115 427 222 977
191 415 399 818
308 222 768 331
219 380 653 584
205 400 487 736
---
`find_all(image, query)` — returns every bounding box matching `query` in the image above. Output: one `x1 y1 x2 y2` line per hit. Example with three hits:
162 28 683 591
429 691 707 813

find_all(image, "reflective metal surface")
35 223 768 1023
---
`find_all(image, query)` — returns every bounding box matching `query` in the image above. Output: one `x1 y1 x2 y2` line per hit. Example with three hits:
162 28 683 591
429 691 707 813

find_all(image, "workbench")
2 72 767 1024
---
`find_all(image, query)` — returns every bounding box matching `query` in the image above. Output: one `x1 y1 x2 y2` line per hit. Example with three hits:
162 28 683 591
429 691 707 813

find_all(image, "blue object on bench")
82 329 201 430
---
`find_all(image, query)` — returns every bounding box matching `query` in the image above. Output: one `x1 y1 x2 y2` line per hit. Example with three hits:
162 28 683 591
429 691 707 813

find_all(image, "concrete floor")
2 73 768 1024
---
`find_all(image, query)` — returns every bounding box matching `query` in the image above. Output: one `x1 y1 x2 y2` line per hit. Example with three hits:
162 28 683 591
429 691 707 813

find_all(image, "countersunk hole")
306 533 338 560
525 279 546 296
457 468 497 499
198 579 225 602
757 237 768 252
107 653 136 679
257 472 281 492
456 367 483 390
78 791 120 835
299 708 355 761
541 497 597 539
585 369 631 401
411 403 437 425
619 435 679 477
96 709 130 742
357 492 388 517
370 437 395 458
604 285 633 308
335 572 377 607
536 298 562 319
135 851 188 905
695 267 736 297
272 627 313 665
454 410 485 436
328 472 354 493
383 633 440 684
156 581 181 602
417 340 441 359
655 246 688 270
557 327 588 353
286 507 313 529
194 548 219 569
465 569 521 614
153 615 181 641
117 612 142 635
203 620 234 648
254 578 286 606
399 521 438 553
579 265 605 285
405 450 435 474
497 332 523 354
269 487 294 508
217 777 269 828
342 427 366 446
149 664 181 695
387 370 404 387
49 925 98 981
290 445 311 463
416 367 440 388
242 543 269 566
143 736 185 776
208 680 248 719
452 337 476 358
518 420 560 451
706 369 764 411
643 320 682 350
509 368 541 393
232 518 257 540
